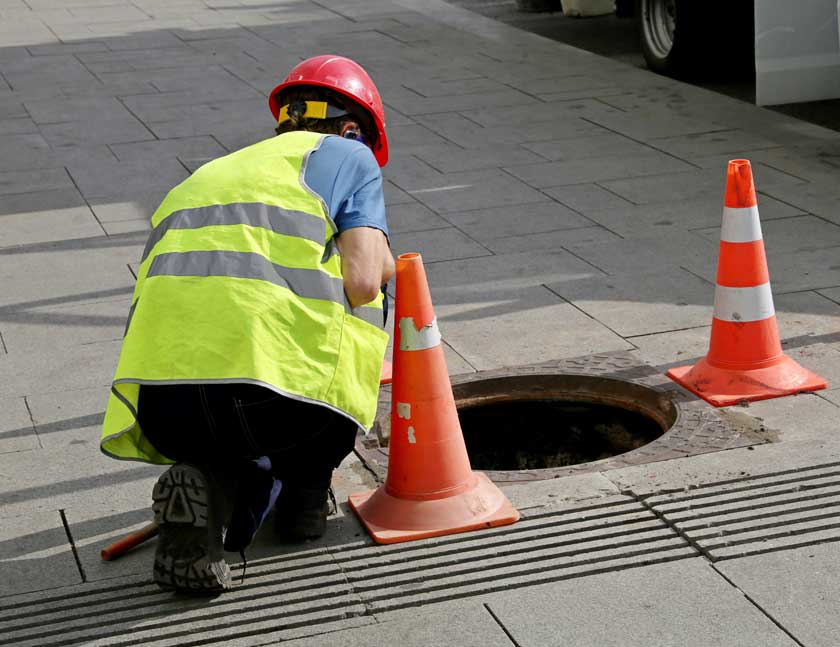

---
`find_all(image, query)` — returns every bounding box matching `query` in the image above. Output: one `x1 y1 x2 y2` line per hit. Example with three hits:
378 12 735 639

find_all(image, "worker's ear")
339 120 364 142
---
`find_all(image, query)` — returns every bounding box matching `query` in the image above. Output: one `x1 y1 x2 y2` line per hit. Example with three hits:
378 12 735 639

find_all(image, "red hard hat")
269 55 388 167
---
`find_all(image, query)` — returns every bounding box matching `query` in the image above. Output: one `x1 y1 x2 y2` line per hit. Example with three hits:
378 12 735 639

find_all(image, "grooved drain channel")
0 497 692 647
4 462 840 645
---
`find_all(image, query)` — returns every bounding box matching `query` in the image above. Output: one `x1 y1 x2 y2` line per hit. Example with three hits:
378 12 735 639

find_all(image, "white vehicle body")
754 1 840 105
574 0 840 105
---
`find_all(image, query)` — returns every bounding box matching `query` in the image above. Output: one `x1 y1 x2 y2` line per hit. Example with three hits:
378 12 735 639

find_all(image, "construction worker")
99 55 393 593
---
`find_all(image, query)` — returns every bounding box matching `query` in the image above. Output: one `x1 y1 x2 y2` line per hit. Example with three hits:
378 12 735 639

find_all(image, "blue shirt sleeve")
304 136 388 238
304 136 390 325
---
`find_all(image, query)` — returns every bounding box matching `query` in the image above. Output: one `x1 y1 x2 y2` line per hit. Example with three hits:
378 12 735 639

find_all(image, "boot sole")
152 464 231 593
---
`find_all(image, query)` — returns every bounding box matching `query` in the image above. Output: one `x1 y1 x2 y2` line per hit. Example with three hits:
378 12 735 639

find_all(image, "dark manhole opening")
360 357 762 483
449 374 678 473
460 399 666 470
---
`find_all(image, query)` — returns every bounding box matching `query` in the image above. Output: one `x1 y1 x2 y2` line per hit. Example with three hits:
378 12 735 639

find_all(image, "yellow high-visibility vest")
100 131 388 463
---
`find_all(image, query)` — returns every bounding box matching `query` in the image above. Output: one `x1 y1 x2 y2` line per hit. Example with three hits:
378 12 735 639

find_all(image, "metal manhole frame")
355 351 771 484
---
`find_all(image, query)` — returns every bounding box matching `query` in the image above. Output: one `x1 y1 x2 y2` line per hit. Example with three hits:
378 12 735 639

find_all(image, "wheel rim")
642 0 676 59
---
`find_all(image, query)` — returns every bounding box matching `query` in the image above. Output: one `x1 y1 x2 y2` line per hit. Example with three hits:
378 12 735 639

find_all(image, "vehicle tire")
637 0 753 79
638 0 695 76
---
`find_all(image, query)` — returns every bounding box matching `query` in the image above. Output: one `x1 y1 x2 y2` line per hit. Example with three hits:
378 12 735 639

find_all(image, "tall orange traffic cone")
348 253 519 544
667 159 828 406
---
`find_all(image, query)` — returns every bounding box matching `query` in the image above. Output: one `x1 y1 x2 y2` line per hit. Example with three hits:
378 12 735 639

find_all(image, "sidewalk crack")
60 509 87 584
23 396 42 449
710 564 806 647
484 603 522 647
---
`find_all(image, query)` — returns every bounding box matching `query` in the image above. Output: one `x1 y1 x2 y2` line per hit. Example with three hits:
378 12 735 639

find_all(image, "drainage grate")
644 461 840 561
0 496 693 647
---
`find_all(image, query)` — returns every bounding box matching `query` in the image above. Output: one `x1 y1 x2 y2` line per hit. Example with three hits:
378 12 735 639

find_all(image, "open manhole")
457 375 672 471
356 353 771 483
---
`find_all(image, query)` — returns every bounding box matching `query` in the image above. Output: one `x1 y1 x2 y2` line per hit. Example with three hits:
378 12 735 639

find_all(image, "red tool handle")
100 522 159 561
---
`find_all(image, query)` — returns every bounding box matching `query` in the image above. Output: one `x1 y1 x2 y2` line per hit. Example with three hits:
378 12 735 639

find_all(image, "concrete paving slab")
735 392 839 445
66 158 188 201
0 202 103 249
0 510 81 596
64 504 156 583
631 290 840 370
600 164 804 206
487 559 798 647
23 96 134 125
570 194 804 240
0 117 39 135
414 111 604 149
606 436 840 496
25 385 109 449
0 137 116 173
761 179 840 226
89 194 165 223
440 201 594 242
649 130 781 159
683 244 840 294
746 147 840 185
0 338 121 400
100 218 151 235
485 225 621 254
285 604 511 647
423 248 603 292
434 284 631 370
783 343 840 385
0 168 73 196
389 226 491 263
108 135 227 161
499 472 620 511
0 239 139 310
521 131 653 162
41 116 156 148
585 108 730 141
0 441 163 519
415 142 546 173
545 182 635 212
0 395 38 454
506 151 696 189
717 543 840 647
0 55 100 90
565 230 716 276
547 268 715 338
405 169 550 214
819 287 840 305
694 215 840 254
385 201 450 234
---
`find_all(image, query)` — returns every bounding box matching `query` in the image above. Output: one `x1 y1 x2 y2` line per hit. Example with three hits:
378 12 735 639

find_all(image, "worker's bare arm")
336 226 395 308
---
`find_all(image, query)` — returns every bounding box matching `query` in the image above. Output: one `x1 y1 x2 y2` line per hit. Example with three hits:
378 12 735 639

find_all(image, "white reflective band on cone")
721 206 763 243
713 282 775 322
399 316 442 351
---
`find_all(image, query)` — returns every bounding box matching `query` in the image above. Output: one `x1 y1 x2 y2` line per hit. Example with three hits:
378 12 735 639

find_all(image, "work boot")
273 484 337 540
151 463 231 593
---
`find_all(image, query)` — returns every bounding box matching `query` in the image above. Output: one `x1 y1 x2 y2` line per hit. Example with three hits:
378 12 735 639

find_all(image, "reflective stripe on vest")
146 250 383 328
140 203 328 263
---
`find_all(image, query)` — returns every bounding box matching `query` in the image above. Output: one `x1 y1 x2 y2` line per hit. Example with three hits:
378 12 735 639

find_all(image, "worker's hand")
336 226 395 308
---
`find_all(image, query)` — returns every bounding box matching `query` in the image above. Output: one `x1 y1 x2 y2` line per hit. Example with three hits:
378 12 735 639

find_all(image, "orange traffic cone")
348 253 519 544
667 159 827 406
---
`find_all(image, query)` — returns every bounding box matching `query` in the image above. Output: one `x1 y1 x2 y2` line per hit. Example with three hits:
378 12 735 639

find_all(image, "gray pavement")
0 0 839 645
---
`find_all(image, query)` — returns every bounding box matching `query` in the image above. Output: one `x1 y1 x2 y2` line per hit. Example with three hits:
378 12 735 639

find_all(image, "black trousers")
138 383 358 489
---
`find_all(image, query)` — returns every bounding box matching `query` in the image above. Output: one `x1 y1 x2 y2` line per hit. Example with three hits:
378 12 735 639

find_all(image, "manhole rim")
356 354 759 484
